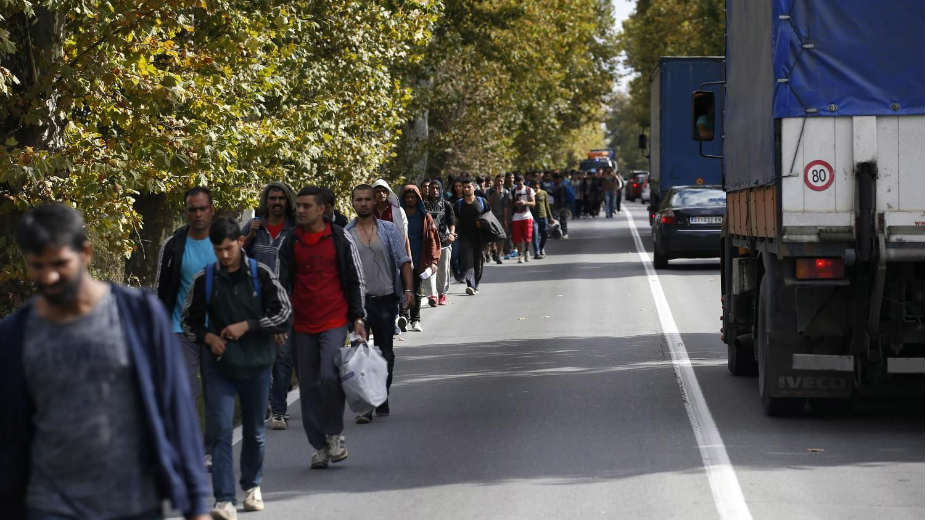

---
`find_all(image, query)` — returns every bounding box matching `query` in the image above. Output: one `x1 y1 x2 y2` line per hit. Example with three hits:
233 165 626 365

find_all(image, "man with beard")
424 179 456 305
242 182 297 430
156 187 217 414
0 204 211 520
278 186 366 470
346 184 413 423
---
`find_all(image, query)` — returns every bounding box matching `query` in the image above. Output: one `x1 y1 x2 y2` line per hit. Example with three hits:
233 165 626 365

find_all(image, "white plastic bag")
339 334 389 413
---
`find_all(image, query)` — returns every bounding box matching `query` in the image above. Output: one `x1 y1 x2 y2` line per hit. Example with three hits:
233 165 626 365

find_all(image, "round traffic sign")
804 160 834 191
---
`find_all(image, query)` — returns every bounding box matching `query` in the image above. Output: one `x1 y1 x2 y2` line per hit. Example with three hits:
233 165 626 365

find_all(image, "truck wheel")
756 275 804 416
728 334 758 377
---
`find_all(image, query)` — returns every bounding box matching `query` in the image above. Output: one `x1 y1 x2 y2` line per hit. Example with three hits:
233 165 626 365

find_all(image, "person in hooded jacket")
400 185 441 332
242 181 297 430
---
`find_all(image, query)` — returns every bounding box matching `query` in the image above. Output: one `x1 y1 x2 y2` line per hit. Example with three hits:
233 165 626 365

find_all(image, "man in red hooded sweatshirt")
400 185 441 332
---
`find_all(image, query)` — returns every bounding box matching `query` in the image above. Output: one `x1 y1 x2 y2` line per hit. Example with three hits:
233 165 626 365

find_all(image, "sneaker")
562 234 569 239
355 411 373 424
465 286 475 295
536 253 545 259
326 434 348 463
204 454 213 472
410 320 423 332
269 413 288 430
524 252 530 263
428 296 438 307
397 315 408 332
376 401 390 416
211 501 237 520
495 257 503 264
517 256 523 264
243 487 264 512
311 447 330 469
541 248 546 256
438 294 448 305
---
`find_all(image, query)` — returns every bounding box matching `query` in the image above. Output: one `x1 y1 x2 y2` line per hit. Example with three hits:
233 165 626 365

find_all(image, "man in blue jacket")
0 203 210 520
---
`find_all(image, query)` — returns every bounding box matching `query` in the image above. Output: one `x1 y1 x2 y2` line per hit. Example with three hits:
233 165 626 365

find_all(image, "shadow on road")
259 334 924 502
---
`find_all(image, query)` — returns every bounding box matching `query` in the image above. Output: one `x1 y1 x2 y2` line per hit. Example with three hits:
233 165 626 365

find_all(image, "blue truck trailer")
647 57 725 216
713 0 924 415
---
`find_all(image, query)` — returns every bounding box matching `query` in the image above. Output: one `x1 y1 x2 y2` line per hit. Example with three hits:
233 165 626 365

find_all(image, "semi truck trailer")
708 0 924 415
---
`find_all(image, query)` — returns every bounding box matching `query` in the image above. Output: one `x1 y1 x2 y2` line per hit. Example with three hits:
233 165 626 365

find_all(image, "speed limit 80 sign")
804 160 834 191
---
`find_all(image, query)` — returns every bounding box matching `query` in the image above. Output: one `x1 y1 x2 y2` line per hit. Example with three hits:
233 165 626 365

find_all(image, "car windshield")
669 189 726 207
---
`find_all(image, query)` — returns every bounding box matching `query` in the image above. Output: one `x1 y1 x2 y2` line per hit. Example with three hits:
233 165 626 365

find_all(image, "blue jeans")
605 191 616 217
531 219 540 255
270 335 293 416
203 356 271 504
536 217 549 252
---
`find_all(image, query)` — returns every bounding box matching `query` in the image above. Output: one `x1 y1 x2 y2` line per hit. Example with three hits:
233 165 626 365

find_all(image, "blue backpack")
457 196 488 214
205 258 261 305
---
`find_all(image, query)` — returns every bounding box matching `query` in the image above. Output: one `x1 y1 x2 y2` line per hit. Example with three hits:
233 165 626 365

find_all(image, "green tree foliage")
605 91 647 171
0 0 439 308
393 0 620 176
617 0 724 128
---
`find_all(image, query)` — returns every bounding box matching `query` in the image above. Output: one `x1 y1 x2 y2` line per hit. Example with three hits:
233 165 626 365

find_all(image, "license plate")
689 216 722 224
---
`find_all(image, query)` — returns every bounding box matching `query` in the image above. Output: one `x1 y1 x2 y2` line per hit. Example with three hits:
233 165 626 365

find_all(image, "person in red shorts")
510 173 536 263
278 186 367 470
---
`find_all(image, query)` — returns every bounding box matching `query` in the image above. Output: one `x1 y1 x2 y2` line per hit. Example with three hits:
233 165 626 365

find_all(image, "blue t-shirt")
171 236 217 332
407 209 424 262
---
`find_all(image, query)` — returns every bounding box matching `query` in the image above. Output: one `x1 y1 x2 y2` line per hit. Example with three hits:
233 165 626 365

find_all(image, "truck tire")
728 334 758 377
756 274 804 416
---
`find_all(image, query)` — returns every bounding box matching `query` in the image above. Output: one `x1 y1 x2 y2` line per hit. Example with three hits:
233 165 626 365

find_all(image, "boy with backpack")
182 217 292 520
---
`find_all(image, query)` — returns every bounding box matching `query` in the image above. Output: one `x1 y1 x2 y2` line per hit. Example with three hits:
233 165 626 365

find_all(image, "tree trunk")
125 193 178 288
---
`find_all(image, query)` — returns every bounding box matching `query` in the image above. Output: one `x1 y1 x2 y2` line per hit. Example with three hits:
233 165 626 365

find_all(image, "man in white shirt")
510 173 536 263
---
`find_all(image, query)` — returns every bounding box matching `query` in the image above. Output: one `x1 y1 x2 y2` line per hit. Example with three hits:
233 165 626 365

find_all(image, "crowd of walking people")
0 165 627 520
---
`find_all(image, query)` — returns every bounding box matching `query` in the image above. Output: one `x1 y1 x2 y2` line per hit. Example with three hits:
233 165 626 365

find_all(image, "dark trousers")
616 189 623 212
292 327 347 450
556 208 569 235
365 294 398 391
203 357 270 504
536 217 549 251
458 237 484 289
270 334 293 416
409 276 424 322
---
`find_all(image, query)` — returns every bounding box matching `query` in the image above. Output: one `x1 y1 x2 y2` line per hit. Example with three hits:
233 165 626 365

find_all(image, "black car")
651 185 726 268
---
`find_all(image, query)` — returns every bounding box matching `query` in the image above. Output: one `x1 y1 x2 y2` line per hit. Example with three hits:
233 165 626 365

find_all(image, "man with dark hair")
551 173 572 239
279 186 366 470
424 179 455 305
346 184 413 423
155 186 217 411
400 184 441 332
182 217 291 519
321 187 349 227
242 182 297 430
487 174 511 264
455 178 491 294
511 173 536 263
1 204 211 520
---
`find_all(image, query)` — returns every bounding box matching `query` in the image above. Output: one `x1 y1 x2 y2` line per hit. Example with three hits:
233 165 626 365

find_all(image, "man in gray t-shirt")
24 287 161 518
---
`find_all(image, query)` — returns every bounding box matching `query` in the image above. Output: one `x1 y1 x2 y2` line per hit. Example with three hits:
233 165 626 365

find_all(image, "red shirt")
376 205 394 223
292 224 349 333
266 221 284 239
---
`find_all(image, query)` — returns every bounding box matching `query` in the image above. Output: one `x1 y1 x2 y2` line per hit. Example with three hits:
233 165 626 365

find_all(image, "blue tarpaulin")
772 0 925 117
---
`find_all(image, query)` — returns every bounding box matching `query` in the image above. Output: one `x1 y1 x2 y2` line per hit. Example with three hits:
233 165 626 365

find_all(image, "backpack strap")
248 257 262 298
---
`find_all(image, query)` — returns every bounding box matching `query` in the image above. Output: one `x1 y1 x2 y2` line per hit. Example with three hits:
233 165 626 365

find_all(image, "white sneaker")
396 315 408 332
243 486 264 512
211 501 237 520
326 434 348 463
465 286 475 295
269 414 288 430
204 454 213 472
410 321 423 332
310 447 330 469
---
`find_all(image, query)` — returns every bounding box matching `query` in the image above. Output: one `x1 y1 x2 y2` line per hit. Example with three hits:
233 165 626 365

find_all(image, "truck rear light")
795 258 845 280
659 210 677 224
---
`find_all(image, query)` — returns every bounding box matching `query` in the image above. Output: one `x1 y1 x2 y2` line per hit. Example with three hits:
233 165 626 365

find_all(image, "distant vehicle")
579 148 617 172
625 171 649 201
644 57 724 215
651 185 725 268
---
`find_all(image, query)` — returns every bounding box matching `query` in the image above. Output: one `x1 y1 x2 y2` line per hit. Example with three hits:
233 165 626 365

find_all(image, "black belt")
367 293 395 301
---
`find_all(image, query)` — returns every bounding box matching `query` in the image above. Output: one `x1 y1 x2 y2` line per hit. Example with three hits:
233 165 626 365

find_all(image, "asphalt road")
218 202 924 519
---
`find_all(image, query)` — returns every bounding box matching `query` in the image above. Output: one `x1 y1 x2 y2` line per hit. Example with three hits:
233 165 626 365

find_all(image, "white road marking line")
624 209 753 520
233 388 301 446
